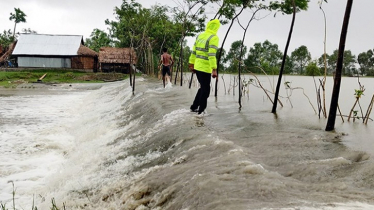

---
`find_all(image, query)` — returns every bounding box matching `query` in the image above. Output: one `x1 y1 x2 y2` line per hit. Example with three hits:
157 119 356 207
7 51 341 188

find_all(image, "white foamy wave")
0 91 90 206
242 163 267 175
303 157 352 166
262 201 374 209
165 81 172 89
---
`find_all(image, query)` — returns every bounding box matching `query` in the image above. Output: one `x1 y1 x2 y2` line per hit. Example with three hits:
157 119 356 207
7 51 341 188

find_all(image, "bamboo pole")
364 94 374 124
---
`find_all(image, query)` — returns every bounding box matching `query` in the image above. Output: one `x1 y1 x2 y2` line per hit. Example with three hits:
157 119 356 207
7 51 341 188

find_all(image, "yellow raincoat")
189 19 221 74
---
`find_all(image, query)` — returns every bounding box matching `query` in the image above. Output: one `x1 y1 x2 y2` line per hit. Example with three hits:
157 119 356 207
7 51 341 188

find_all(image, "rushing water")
1 75 374 210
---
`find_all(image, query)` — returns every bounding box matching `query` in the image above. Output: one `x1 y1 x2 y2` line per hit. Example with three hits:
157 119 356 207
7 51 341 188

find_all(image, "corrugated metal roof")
12 34 83 56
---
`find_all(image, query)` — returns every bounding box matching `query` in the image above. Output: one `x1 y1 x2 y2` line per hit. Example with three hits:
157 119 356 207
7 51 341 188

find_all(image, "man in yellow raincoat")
189 19 221 115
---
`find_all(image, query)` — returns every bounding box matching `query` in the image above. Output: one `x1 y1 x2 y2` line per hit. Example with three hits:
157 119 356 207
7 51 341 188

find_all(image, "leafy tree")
269 0 309 14
214 0 253 95
317 49 356 76
182 45 191 72
290 45 311 75
236 5 266 107
357 49 374 76
85 29 112 52
174 42 191 76
305 61 321 76
224 40 247 72
172 0 207 85
325 49 356 76
105 0 184 74
245 40 282 74
213 0 275 96
284 55 294 74
9 8 27 40
271 0 309 113
326 52 338 74
342 50 356 76
0 30 14 50
217 48 227 72
317 54 332 74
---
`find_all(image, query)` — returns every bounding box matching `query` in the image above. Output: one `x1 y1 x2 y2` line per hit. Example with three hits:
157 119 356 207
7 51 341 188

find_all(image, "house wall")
71 56 97 71
101 63 130 73
17 57 71 68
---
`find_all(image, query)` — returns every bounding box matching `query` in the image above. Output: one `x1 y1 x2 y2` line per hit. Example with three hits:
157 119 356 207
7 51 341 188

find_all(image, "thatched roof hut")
71 45 99 71
99 47 137 65
78 45 98 57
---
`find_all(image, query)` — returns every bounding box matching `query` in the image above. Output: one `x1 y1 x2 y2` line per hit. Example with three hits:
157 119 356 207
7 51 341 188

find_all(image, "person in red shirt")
159 48 174 88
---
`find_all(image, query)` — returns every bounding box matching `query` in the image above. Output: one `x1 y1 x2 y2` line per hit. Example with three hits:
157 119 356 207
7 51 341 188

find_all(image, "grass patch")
0 69 130 88
0 181 67 210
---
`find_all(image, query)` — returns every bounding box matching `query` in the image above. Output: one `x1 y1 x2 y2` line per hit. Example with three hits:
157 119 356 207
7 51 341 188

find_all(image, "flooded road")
1 75 374 209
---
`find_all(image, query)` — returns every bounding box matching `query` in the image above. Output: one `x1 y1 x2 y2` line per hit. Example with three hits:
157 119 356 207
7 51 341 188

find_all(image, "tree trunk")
129 50 133 86
147 46 153 75
321 5 328 118
272 0 296 113
13 23 17 40
174 60 179 85
132 61 136 94
238 23 249 109
180 40 184 86
174 51 179 85
325 0 353 131
215 7 245 97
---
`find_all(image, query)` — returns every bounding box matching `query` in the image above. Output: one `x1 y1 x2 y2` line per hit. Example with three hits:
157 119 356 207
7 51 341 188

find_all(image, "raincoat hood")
205 19 221 35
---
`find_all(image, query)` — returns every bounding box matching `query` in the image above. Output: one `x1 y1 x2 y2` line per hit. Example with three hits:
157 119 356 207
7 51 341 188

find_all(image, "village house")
99 47 137 73
8 34 98 71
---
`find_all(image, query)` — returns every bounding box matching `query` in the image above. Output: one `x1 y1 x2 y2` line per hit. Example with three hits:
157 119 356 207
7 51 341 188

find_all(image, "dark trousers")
191 70 211 113
162 65 171 76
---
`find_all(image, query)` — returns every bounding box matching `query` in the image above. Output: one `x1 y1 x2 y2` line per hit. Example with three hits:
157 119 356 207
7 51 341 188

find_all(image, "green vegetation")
2 1 373 77
305 62 321 76
9 8 27 40
1 197 66 210
0 69 128 88
0 182 67 210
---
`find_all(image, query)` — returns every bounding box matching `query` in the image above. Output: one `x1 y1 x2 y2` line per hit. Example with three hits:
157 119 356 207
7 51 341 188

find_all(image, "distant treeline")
2 1 372 77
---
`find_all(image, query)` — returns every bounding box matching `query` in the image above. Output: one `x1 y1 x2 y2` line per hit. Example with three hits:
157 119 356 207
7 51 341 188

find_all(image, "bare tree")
272 0 296 114
237 7 263 108
326 0 353 131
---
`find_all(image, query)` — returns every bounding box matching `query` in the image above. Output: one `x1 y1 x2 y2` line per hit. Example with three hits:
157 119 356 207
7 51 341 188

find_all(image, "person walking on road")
159 48 174 88
188 19 221 115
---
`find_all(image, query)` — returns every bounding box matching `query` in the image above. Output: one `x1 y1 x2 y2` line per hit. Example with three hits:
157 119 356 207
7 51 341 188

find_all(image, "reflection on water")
1 76 374 209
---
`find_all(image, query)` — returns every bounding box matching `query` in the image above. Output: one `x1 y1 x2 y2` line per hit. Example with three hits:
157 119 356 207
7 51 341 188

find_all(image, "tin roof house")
11 34 98 71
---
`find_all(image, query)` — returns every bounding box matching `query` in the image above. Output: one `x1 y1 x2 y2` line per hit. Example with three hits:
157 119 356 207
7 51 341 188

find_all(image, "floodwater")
1 75 374 210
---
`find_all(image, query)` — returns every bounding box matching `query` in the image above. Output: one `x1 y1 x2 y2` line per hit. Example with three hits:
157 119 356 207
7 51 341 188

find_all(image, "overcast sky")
1 0 372 59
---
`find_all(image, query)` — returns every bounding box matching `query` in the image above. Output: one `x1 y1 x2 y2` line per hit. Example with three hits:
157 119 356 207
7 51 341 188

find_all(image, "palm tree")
9 8 27 40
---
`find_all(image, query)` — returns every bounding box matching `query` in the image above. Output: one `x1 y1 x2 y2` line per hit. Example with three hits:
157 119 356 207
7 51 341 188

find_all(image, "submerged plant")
283 80 316 113
353 110 359 121
348 84 365 122
354 89 364 98
0 182 65 210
